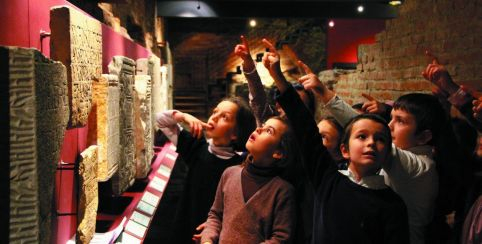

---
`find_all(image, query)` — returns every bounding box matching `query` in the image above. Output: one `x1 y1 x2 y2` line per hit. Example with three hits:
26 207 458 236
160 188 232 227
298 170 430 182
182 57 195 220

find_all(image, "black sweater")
277 86 409 244
172 130 243 244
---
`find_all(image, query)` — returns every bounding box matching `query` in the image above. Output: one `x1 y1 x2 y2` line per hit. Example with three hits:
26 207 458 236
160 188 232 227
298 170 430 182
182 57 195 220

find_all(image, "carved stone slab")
133 90 147 178
77 145 99 244
109 56 136 195
4 47 69 244
146 56 161 132
50 6 102 127
135 75 153 178
87 75 120 182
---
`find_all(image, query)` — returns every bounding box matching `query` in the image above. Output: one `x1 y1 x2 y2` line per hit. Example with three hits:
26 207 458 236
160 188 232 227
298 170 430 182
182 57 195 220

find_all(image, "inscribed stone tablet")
87 75 120 181
109 56 136 195
77 145 99 244
50 6 102 127
4 47 69 244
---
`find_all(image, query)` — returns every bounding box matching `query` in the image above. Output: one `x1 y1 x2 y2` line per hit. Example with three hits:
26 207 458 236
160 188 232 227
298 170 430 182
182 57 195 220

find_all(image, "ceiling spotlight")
357 5 364 13
249 19 257 27
328 20 335 28
389 1 402 5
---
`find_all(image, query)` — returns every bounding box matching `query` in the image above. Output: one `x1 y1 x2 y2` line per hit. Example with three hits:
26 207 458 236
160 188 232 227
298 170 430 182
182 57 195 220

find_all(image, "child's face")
318 120 342 161
205 101 238 146
341 119 390 176
388 109 419 149
245 118 288 167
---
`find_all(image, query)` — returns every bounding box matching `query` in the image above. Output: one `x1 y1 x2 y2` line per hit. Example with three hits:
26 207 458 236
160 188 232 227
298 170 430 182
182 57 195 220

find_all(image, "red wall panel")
327 19 385 69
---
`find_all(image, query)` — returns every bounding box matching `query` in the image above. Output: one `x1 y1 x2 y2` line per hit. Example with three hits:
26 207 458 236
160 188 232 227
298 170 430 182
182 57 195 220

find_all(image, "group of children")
156 36 482 244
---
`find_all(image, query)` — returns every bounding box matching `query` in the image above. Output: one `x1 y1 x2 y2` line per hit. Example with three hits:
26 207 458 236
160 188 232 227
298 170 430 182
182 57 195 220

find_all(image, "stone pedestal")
109 56 136 195
87 75 120 181
3 47 69 244
77 145 99 244
50 6 102 128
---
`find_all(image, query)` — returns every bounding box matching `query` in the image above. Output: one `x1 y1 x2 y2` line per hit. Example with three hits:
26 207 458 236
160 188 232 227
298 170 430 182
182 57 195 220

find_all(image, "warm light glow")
328 20 335 28
249 19 257 27
160 65 168 73
389 1 402 5
357 5 364 12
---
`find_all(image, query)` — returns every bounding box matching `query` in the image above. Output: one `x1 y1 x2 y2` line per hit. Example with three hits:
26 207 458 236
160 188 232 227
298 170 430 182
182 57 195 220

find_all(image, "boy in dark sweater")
262 39 409 244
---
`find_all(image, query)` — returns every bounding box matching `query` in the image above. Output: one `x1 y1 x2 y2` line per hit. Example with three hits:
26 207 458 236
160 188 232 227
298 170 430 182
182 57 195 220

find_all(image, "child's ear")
340 144 350 160
272 150 284 160
416 129 432 146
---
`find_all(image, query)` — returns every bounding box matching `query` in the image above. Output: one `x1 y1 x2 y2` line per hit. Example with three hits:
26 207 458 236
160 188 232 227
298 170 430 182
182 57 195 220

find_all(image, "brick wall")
332 0 482 107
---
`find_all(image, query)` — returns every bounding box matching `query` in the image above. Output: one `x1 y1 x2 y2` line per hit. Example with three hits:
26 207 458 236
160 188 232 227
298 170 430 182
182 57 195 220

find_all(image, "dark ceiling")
157 0 399 18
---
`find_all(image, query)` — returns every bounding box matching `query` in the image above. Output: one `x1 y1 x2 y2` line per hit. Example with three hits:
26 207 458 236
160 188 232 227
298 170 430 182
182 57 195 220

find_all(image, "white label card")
136 200 155 215
121 232 141 244
141 191 160 207
130 211 151 227
150 177 167 192
157 164 171 177
125 220 147 238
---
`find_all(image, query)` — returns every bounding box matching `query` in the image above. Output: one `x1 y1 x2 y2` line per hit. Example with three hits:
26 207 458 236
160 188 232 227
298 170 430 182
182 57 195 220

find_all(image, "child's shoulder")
223 165 244 175
272 176 296 194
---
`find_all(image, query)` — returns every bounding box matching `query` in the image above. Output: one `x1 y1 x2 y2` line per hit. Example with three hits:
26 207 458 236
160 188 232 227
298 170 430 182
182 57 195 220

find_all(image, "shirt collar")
339 168 387 189
207 138 236 159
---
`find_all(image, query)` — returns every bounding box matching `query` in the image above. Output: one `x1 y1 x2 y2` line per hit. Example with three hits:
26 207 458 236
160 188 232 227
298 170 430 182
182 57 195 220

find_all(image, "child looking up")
296 57 449 244
263 38 409 244
200 116 297 243
156 97 256 244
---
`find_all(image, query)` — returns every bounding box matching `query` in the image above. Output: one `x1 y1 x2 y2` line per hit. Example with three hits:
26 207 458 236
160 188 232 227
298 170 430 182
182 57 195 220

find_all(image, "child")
263 38 409 244
317 116 347 169
156 97 256 243
200 116 296 243
296 57 449 244
235 35 316 243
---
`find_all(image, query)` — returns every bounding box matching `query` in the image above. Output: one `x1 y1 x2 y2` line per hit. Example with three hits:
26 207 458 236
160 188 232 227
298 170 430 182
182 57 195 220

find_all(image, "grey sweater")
201 166 296 244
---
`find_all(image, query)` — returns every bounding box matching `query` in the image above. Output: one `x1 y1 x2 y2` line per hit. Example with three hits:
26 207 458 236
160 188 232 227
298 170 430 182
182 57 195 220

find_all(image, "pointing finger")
297 60 313 74
262 38 276 53
362 93 376 101
425 50 439 65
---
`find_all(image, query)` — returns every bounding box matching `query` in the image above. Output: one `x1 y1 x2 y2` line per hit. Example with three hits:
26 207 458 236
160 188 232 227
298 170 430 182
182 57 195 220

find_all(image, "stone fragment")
87 75 120 181
109 56 136 195
135 75 153 178
3 46 69 244
77 145 99 244
50 6 102 127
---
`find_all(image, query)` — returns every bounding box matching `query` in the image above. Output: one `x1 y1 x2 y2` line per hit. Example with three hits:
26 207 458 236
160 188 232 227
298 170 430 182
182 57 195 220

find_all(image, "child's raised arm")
297 60 358 126
262 39 332 187
422 51 482 131
235 36 271 126
156 110 211 146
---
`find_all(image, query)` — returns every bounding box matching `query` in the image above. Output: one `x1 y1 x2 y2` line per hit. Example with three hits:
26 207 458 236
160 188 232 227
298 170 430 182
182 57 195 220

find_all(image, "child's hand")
422 51 459 95
192 222 206 243
261 38 282 78
473 98 482 122
234 35 252 62
361 93 387 114
234 35 256 73
174 111 211 139
297 60 325 95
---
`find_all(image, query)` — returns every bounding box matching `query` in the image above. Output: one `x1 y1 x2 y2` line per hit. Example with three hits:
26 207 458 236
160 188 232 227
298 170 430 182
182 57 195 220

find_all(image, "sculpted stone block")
50 6 102 127
133 90 148 178
109 56 136 195
146 56 162 131
135 75 153 178
77 145 99 244
3 47 69 244
87 75 120 181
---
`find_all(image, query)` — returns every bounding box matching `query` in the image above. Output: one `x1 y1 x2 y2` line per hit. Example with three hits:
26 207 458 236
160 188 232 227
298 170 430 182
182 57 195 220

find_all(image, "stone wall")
329 0 482 108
